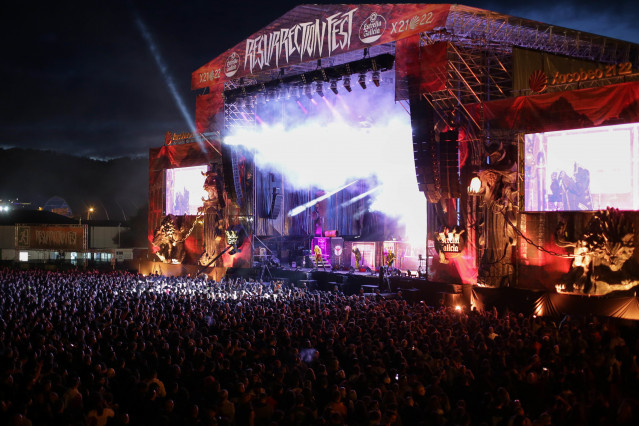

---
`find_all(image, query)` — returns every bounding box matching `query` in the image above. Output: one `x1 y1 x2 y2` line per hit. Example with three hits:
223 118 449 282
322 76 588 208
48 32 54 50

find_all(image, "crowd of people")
1 267 639 425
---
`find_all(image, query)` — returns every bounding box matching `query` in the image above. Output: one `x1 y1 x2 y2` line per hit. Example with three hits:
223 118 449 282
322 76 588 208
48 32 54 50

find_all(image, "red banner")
192 4 452 90
196 89 224 133
420 42 448 93
469 80 639 133
16 225 86 251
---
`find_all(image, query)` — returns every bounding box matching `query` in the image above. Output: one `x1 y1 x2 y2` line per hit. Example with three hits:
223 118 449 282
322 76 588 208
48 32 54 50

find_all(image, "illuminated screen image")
165 165 208 216
524 122 639 212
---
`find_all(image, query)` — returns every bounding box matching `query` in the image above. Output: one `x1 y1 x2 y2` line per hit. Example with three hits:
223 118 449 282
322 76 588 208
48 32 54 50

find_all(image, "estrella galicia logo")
225 52 240 78
359 12 386 43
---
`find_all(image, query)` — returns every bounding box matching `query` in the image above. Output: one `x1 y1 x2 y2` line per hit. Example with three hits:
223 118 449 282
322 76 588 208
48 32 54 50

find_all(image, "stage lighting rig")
330 80 338 95
372 71 380 87
305 84 313 99
315 81 324 97
343 76 352 92
358 73 367 89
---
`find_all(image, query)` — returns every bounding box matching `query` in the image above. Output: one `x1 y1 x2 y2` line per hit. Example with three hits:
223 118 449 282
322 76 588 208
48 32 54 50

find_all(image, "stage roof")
192 3 639 91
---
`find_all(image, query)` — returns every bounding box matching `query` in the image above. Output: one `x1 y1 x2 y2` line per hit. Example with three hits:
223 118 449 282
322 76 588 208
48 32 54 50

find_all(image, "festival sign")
16 224 86 251
192 3 453 90
513 47 635 94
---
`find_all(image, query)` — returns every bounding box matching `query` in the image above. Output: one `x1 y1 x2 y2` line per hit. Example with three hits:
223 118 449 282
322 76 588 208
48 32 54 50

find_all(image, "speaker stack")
409 95 460 202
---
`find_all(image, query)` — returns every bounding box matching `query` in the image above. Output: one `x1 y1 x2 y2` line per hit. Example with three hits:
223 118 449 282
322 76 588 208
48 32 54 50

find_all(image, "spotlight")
468 176 482 195
330 80 338 95
358 73 367 89
372 71 380 87
304 85 313 99
343 76 352 92
315 81 324 97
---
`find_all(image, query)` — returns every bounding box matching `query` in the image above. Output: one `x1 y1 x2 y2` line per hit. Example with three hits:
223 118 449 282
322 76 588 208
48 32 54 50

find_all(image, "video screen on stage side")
165 165 208 216
524 122 639 212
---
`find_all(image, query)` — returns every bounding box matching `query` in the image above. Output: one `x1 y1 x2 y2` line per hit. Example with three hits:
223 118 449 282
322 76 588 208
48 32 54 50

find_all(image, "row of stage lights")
224 53 394 107
237 71 382 106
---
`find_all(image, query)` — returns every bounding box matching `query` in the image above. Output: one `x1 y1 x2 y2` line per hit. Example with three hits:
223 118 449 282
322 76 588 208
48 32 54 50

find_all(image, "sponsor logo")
528 70 548 93
359 12 386 43
528 62 633 90
225 52 240 78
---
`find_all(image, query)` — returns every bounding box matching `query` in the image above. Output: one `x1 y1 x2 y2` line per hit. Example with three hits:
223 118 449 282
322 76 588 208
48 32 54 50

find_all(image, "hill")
0 148 148 222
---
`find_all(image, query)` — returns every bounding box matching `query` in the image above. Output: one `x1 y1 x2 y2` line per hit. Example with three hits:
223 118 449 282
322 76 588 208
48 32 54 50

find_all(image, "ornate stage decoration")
198 163 228 267
556 208 639 295
473 142 519 286
152 214 201 264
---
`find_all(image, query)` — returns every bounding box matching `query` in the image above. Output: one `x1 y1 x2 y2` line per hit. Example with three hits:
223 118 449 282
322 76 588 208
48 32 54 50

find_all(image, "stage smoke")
224 75 426 243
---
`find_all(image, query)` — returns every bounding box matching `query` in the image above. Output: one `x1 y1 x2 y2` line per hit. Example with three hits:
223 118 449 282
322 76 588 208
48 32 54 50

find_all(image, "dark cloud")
0 1 637 159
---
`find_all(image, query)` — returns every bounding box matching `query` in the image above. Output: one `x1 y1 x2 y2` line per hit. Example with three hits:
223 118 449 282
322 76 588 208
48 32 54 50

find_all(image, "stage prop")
148 137 253 276
151 214 200 264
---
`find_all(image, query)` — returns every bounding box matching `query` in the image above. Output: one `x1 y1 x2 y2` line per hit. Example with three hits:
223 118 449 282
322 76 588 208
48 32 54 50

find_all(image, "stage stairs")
312 254 331 270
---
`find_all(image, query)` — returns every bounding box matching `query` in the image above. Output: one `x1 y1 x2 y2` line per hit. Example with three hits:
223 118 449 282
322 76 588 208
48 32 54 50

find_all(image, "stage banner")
469 80 639 133
196 89 224 133
513 47 614 94
192 4 453 90
16 225 86 251
420 41 448 93
395 35 420 100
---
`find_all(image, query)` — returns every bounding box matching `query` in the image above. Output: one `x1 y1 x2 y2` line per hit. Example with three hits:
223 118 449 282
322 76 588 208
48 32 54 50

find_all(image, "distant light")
455 305 462 312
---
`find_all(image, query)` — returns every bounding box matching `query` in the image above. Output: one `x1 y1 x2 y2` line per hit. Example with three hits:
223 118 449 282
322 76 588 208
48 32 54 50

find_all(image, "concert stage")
147 4 639 322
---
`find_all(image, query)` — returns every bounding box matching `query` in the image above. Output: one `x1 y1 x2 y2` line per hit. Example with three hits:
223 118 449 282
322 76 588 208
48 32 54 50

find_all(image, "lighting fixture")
358 73 367 89
315 81 324 97
330 80 338 95
372 71 380 87
343 76 352 92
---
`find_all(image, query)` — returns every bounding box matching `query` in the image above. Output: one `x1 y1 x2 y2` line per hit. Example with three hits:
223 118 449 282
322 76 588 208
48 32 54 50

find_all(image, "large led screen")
524 122 639 212
165 165 208 216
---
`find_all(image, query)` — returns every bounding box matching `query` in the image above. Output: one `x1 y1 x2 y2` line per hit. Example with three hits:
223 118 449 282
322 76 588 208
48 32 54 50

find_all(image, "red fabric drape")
196 90 224 133
470 80 639 132
420 42 448 93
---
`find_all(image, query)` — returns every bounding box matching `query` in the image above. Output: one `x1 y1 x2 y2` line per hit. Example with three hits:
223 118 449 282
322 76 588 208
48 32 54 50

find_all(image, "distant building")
0 209 141 269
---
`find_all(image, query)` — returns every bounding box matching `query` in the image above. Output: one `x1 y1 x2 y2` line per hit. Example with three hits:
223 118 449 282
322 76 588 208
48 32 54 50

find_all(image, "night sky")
1 0 637 160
